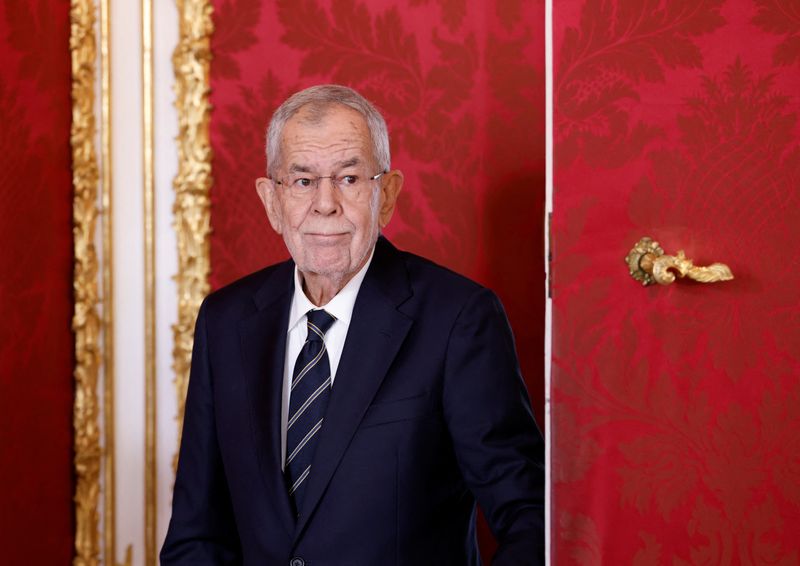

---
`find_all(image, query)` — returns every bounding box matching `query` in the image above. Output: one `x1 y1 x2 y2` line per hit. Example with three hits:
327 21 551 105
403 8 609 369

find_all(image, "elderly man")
161 85 544 565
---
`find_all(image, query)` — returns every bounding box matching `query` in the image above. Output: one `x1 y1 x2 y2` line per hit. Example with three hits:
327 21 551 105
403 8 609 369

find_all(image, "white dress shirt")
280 250 374 468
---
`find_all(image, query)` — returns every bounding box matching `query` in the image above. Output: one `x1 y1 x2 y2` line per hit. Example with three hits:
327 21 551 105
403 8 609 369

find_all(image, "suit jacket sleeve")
442 287 545 566
161 300 242 565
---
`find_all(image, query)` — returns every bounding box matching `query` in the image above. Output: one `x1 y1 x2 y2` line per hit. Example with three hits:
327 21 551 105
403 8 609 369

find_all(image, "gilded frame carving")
70 1 101 564
172 0 214 463
72 0 215 561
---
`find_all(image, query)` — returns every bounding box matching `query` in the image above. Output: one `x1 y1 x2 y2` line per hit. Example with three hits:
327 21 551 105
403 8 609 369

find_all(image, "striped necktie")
285 309 336 513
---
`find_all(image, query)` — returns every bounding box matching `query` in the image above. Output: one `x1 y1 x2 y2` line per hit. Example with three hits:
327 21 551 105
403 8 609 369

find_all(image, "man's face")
256 104 402 284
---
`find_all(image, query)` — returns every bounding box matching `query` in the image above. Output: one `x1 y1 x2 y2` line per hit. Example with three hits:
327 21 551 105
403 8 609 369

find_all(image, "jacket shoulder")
394 247 491 309
202 258 294 317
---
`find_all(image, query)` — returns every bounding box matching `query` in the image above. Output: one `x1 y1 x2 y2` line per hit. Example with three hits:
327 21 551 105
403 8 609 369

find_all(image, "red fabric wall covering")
208 0 545 431
208 0 545 559
0 2 75 562
553 0 800 563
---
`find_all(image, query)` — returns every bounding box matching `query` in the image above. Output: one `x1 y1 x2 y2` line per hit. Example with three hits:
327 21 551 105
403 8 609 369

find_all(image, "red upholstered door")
551 0 800 563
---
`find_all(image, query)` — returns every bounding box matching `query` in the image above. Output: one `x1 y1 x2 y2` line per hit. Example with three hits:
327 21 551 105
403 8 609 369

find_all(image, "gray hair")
265 85 391 177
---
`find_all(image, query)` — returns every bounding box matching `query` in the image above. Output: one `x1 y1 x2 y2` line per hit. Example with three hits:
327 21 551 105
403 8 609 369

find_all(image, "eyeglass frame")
272 170 387 198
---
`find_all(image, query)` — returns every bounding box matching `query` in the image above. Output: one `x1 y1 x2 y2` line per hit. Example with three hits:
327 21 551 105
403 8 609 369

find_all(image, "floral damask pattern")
752 0 800 67
555 0 725 168
554 1 800 564
209 0 544 280
214 1 483 278
0 1 74 563
630 59 800 378
208 0 545 403
208 1 545 558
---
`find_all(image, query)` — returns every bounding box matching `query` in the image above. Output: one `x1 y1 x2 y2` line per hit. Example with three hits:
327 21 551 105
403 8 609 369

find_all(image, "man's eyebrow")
287 157 361 173
336 157 361 169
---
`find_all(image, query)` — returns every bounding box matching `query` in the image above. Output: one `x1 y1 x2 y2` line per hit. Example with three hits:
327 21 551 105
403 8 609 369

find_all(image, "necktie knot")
306 309 335 342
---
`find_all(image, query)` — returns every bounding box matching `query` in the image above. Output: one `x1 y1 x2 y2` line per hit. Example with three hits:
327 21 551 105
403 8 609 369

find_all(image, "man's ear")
255 177 282 234
377 169 403 229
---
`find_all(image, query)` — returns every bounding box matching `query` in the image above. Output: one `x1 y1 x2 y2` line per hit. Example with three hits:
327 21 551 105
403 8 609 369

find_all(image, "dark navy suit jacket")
161 237 545 565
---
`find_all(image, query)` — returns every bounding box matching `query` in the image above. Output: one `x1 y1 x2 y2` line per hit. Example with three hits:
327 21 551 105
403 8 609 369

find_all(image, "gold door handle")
625 237 734 286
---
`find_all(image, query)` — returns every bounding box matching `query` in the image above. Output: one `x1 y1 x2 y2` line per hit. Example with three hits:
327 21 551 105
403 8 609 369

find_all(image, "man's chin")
303 233 350 246
293 238 374 284
298 253 352 280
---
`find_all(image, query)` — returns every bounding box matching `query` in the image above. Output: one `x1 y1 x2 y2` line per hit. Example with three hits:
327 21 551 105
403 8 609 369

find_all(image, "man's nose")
312 177 341 215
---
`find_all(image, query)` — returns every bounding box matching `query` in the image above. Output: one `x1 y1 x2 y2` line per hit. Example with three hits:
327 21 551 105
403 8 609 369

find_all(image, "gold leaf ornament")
172 0 214 470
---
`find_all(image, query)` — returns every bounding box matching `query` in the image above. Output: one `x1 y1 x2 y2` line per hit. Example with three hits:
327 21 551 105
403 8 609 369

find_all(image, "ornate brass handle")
625 237 734 286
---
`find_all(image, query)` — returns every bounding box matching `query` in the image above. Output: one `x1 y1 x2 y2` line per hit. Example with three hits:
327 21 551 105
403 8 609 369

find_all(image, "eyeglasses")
274 171 385 198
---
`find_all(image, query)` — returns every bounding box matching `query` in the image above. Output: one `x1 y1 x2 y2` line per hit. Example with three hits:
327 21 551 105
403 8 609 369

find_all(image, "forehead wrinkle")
284 135 365 151
284 145 368 172
279 108 373 173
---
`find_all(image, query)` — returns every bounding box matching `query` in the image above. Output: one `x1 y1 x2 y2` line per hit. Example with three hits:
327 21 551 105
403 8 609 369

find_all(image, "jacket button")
290 558 305 566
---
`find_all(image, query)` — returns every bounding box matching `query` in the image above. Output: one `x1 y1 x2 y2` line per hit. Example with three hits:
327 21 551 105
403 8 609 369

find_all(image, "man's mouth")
304 232 349 244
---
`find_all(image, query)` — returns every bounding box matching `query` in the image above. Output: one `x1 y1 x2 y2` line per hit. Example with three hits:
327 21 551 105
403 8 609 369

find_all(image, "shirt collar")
288 246 375 333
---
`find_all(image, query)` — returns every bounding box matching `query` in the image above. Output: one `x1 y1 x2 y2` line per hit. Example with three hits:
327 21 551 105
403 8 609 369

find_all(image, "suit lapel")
239 261 296 536
295 238 413 538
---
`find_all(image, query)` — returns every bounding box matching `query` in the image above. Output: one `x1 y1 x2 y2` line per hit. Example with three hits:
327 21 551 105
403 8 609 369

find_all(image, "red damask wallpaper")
208 0 545 557
552 0 800 563
0 1 75 562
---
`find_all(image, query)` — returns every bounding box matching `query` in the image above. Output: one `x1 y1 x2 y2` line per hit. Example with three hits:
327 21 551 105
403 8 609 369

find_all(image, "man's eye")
341 175 358 186
293 177 313 188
